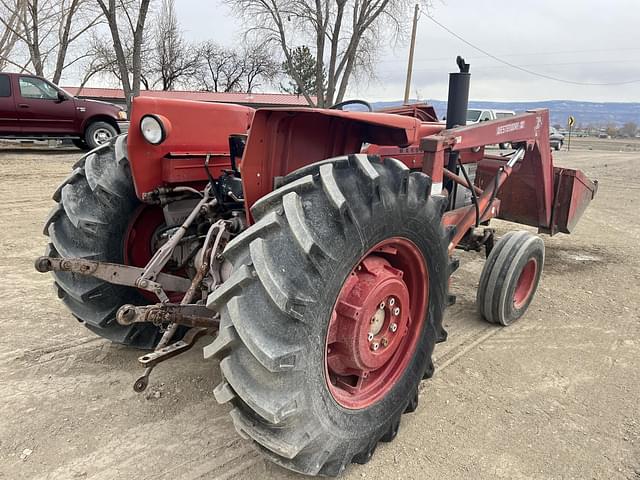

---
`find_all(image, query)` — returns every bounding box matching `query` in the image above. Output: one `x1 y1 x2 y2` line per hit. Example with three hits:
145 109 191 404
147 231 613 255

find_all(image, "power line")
378 50 640 65
425 15 640 86
406 59 640 73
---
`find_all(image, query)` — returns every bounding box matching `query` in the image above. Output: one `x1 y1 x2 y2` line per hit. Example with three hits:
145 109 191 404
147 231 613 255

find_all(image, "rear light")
140 114 169 145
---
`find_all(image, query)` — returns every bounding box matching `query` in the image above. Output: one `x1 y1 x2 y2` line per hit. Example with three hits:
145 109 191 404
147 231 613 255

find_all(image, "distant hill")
372 99 640 128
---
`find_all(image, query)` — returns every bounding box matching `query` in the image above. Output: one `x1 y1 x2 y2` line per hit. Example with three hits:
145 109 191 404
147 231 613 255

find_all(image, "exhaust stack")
445 56 471 207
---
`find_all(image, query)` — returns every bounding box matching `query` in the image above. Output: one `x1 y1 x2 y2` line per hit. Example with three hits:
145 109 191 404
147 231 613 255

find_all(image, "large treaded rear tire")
204 154 450 476
43 136 163 349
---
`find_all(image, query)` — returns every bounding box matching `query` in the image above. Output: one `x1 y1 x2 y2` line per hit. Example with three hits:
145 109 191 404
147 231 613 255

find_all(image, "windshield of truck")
466 109 482 122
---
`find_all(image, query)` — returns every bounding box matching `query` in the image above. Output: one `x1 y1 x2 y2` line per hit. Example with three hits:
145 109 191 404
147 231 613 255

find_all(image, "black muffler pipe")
445 56 471 209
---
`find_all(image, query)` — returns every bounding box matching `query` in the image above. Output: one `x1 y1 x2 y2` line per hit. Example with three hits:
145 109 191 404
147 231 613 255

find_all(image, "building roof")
62 86 314 106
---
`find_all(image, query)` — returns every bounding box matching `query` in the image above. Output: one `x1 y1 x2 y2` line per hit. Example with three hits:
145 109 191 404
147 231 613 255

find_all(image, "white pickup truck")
466 108 516 124
466 108 516 149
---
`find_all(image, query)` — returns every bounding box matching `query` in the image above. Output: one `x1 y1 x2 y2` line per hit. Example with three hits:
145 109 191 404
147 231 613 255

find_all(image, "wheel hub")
329 256 410 373
513 258 537 309
94 128 112 144
325 237 429 409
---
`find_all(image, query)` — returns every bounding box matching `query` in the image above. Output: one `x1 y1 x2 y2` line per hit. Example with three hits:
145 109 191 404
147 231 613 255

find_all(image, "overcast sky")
176 0 640 103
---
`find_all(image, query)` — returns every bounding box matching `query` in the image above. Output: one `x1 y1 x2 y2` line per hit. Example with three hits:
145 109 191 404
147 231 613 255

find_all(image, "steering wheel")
329 99 373 112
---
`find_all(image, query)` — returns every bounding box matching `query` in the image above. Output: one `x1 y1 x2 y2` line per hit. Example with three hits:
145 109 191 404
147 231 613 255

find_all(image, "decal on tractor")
496 120 525 135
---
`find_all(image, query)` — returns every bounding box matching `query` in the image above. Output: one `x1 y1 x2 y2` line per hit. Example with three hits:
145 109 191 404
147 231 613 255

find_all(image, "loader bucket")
474 160 597 236
544 167 598 235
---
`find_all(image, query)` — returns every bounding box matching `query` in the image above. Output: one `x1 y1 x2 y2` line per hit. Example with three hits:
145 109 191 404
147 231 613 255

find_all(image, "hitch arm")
116 303 219 329
34 256 192 292
133 327 210 393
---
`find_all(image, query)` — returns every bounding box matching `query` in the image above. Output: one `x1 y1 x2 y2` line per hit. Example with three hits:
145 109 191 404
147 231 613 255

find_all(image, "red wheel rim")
325 237 429 409
123 205 183 303
513 258 537 309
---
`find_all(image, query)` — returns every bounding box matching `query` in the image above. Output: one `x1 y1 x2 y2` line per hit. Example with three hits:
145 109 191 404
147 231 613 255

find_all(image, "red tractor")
35 59 597 476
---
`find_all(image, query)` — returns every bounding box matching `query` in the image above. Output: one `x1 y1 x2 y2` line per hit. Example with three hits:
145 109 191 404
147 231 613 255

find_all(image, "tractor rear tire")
476 230 544 326
205 154 450 476
43 136 163 349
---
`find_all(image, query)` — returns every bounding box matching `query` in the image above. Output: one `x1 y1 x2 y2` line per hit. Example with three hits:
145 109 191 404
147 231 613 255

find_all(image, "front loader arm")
421 109 597 240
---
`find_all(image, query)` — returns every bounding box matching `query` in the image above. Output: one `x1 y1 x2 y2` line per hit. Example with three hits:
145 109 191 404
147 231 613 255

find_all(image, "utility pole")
403 3 420 104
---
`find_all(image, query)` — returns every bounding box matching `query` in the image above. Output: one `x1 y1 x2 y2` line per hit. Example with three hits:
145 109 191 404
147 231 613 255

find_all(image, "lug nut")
367 333 374 342
393 307 400 316
371 342 380 351
389 323 398 332
379 301 386 310
381 337 389 347
389 297 395 306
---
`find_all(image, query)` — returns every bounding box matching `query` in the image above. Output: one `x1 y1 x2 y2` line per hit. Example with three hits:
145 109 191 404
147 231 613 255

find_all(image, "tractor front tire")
476 230 544 326
43 136 163 348
205 154 449 476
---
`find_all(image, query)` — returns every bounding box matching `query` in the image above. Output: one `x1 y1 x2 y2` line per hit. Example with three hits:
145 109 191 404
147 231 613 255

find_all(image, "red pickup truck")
0 72 128 149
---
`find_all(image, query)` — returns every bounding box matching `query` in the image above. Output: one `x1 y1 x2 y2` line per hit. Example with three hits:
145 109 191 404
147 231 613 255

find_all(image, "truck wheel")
476 230 544 326
205 154 449 476
85 121 117 149
43 136 164 348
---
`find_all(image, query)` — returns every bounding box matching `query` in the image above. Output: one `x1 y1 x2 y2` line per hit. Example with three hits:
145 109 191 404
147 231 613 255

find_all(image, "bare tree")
194 42 277 93
0 0 26 71
96 0 152 110
51 0 102 83
0 0 101 82
195 42 244 92
226 0 418 106
78 37 116 88
151 0 198 90
241 43 279 93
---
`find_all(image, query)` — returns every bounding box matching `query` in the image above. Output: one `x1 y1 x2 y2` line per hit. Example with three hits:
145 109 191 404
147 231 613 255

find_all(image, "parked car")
0 72 128 149
466 109 516 149
549 127 564 150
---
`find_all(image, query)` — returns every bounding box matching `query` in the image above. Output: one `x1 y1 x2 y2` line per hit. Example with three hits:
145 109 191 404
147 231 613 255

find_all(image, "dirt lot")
1 138 639 479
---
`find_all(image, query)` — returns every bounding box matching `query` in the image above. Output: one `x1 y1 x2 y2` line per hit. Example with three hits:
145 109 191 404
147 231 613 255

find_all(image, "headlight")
117 110 128 120
140 114 167 145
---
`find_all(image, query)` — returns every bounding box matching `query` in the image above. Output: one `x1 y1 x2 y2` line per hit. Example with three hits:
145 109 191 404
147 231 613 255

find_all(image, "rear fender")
127 96 254 199
240 108 425 219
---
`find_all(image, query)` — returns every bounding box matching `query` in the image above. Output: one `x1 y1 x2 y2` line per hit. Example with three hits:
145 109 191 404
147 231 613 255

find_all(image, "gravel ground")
0 138 638 479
